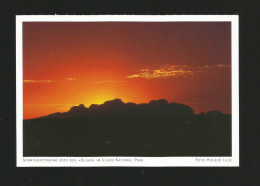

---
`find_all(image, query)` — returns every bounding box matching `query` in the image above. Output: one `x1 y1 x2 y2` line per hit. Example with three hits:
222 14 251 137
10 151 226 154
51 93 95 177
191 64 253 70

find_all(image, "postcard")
16 15 239 167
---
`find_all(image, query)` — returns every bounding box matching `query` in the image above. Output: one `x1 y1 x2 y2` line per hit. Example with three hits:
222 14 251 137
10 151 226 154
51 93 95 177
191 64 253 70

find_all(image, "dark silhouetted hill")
23 99 231 157
37 98 195 119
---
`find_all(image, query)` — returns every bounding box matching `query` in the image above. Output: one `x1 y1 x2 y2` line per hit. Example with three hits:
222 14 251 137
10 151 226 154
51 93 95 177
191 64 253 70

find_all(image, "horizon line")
23 98 231 120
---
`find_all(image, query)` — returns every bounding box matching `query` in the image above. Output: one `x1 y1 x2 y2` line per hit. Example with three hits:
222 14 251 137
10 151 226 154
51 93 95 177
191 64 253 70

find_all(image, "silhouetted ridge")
69 104 87 112
37 98 197 119
24 99 231 157
104 98 124 106
149 99 168 106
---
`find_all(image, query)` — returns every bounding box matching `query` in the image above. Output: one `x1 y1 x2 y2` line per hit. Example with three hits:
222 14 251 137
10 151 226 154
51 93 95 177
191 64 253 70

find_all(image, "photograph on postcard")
16 15 239 167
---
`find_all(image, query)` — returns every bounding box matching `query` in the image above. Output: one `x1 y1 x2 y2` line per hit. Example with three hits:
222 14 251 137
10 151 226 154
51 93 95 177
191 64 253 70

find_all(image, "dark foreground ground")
23 115 231 157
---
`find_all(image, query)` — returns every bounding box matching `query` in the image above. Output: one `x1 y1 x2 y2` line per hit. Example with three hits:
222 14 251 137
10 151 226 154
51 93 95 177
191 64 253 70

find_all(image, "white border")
16 15 239 167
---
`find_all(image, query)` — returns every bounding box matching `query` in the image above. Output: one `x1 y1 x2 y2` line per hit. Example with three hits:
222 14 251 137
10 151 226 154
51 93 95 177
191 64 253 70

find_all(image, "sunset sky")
23 22 231 119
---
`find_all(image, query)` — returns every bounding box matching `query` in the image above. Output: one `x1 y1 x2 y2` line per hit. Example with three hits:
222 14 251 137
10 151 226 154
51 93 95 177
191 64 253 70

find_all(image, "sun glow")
84 92 118 107
23 22 232 119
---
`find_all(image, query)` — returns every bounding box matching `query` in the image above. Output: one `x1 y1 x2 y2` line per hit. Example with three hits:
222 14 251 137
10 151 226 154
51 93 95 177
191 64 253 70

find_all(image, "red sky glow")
23 22 231 119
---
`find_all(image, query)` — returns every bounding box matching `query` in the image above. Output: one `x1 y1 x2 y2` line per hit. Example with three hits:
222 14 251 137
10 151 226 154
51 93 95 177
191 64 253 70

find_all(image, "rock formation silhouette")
39 98 195 119
23 99 231 157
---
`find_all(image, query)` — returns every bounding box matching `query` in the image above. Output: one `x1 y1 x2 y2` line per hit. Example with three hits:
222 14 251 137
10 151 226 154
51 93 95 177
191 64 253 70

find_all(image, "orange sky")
23 22 231 119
